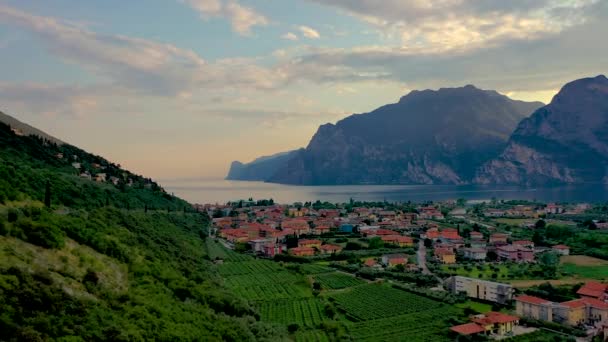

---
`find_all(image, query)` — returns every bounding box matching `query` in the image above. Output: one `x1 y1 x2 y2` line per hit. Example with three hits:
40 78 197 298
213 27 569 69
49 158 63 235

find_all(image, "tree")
344 242 362 250
44 180 51 208
535 219 546 229
424 238 433 248
367 237 384 249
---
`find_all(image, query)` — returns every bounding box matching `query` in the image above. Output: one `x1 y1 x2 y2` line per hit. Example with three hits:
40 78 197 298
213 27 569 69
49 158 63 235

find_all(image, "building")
496 245 534 262
489 233 509 245
577 282 608 301
298 239 321 248
462 248 487 261
515 293 608 327
435 247 456 264
513 240 534 248
451 312 519 337
380 235 414 247
289 246 315 257
262 243 284 257
515 295 554 321
552 244 570 256
95 173 107 182
470 231 484 240
382 253 407 267
319 244 342 254
447 276 513 304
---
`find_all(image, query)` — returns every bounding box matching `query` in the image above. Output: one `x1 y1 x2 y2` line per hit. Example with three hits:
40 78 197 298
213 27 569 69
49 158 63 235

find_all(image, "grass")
493 218 532 225
257 298 326 327
561 263 608 280
455 300 492 313
560 255 608 266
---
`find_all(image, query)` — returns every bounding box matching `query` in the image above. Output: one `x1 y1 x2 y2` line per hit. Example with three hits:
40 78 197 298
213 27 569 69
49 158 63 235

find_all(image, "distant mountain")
475 75 608 185
0 111 64 144
226 149 300 181
267 85 543 185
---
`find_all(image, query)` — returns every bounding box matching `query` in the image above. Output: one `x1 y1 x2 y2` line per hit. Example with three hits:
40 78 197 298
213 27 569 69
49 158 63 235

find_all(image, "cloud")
298 25 320 39
307 0 599 52
281 32 298 41
181 0 268 35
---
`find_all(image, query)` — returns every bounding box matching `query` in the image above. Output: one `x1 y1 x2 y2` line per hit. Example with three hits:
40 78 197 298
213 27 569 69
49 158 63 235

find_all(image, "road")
417 239 445 290
417 239 431 275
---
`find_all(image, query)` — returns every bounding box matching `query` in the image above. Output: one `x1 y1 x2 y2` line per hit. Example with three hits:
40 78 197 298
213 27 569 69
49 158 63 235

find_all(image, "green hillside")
0 121 286 341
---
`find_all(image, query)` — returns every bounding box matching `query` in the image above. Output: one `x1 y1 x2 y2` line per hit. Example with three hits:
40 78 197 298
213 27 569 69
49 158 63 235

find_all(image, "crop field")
330 284 444 321
346 307 459 341
222 269 312 300
561 263 608 280
294 330 330 342
313 272 365 290
560 255 608 266
300 264 335 274
257 298 326 327
218 260 283 276
206 239 251 261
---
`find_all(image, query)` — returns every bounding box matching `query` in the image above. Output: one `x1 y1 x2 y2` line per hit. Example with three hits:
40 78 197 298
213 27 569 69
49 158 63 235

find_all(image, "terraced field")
314 272 365 290
258 298 326 327
330 284 444 321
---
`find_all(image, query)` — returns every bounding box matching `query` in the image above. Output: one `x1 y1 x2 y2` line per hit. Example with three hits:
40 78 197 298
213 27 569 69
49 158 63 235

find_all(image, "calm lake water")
161 179 608 204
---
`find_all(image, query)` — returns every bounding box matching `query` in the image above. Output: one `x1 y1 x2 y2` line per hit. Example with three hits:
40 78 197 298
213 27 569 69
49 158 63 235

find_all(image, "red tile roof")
450 323 485 335
560 299 586 309
552 244 569 249
473 312 519 325
577 282 608 299
320 244 342 251
581 297 608 310
515 295 551 305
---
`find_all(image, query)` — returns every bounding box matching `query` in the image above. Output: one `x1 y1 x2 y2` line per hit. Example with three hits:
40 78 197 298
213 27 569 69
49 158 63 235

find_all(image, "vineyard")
257 298 326 327
346 308 458 341
294 330 331 342
314 272 365 290
330 284 444 321
206 239 251 261
299 264 335 274
218 260 283 276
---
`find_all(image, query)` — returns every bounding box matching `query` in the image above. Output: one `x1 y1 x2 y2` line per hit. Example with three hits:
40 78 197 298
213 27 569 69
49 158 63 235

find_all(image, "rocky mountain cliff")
226 149 300 181
475 75 608 185
267 86 543 185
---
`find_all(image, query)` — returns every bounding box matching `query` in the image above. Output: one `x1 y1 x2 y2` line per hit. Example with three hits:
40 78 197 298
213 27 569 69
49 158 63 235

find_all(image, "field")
560 255 608 280
314 272 365 290
455 300 492 313
346 308 459 342
330 284 445 321
294 330 330 342
206 239 251 261
299 264 335 274
257 298 326 327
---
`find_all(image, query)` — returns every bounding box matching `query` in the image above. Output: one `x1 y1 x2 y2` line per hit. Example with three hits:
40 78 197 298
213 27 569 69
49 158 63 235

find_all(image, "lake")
161 179 608 204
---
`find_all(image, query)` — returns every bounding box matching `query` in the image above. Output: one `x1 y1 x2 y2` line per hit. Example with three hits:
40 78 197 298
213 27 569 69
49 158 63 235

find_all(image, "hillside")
0 115 286 340
268 86 542 185
0 111 64 145
226 149 300 181
475 75 608 185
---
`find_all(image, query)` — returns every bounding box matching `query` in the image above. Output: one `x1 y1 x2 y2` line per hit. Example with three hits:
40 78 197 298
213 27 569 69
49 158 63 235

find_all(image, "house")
289 246 315 257
513 240 535 248
577 282 608 301
552 244 570 256
489 233 508 245
496 245 534 262
418 206 444 220
462 248 487 261
282 219 311 236
262 243 284 257
470 231 484 240
485 209 506 217
515 295 555 321
249 239 273 253
545 203 564 214
312 225 331 235
339 224 354 233
319 244 342 254
423 227 440 240
451 312 519 337
363 258 379 268
447 276 513 304
380 235 414 247
72 162 81 169
434 247 456 264
298 239 321 248
382 253 408 267
95 173 107 182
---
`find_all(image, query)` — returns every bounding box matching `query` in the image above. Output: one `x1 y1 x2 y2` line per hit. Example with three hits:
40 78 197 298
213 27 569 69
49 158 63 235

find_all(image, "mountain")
0 111 64 144
475 75 608 185
268 86 543 185
226 149 300 181
0 112 283 340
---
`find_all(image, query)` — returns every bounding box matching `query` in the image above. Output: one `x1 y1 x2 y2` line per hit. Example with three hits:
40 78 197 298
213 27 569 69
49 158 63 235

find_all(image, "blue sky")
0 0 607 179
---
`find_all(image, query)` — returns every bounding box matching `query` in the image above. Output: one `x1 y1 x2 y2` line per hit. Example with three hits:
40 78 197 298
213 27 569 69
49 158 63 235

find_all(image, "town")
199 198 608 341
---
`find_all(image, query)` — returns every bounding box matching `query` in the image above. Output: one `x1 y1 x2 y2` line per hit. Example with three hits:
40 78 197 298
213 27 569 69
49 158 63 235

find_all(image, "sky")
0 0 607 180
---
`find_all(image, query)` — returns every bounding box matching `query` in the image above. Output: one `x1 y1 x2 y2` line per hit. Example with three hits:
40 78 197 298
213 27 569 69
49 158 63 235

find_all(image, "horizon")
1 0 607 180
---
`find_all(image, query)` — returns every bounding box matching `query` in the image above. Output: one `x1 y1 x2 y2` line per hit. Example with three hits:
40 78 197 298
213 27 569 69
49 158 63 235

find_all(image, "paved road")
417 239 431 275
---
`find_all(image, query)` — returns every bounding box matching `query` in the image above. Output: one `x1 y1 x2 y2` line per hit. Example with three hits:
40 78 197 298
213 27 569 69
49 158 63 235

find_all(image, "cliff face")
268 86 542 185
225 150 300 181
475 75 608 185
